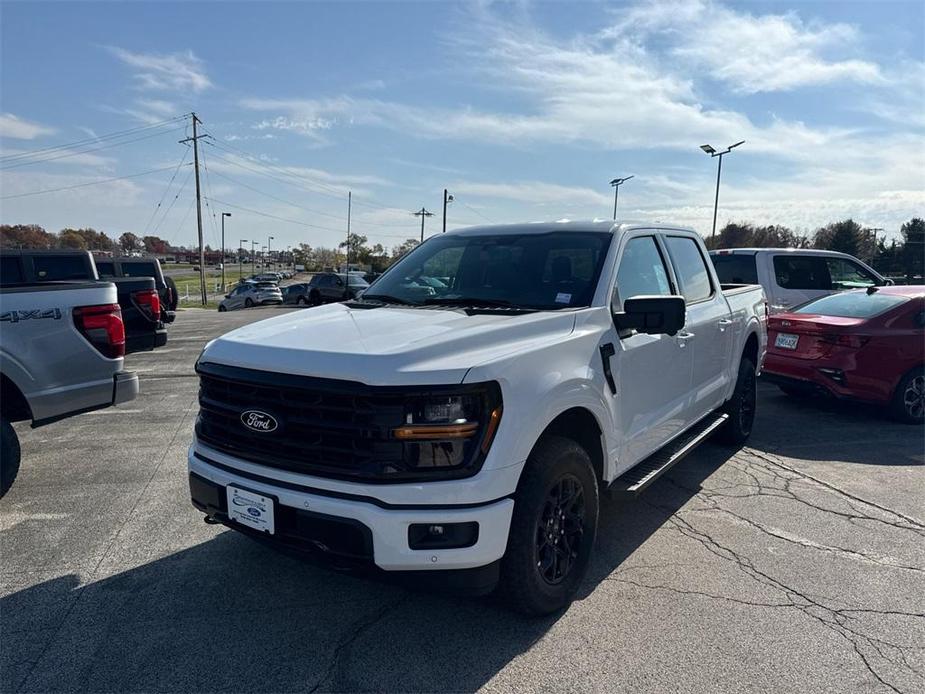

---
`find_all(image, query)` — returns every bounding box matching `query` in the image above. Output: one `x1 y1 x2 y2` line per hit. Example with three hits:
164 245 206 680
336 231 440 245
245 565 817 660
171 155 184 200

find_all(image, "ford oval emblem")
240 410 278 433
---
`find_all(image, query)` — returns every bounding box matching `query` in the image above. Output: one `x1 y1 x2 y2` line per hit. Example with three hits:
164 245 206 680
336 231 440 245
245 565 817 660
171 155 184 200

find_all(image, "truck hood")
201 303 577 385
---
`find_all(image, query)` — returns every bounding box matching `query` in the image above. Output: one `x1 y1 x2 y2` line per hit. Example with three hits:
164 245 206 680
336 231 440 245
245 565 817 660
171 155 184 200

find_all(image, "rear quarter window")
711 254 758 284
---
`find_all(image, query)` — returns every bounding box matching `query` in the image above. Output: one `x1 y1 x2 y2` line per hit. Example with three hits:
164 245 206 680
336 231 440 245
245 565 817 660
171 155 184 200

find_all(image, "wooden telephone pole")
179 113 208 305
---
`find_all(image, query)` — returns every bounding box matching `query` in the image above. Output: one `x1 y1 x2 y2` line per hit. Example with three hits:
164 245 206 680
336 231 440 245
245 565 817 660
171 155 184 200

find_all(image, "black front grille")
194 362 493 482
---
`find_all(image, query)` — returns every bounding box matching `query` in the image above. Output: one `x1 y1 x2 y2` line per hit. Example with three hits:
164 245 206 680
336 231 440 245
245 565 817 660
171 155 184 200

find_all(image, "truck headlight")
391 385 502 474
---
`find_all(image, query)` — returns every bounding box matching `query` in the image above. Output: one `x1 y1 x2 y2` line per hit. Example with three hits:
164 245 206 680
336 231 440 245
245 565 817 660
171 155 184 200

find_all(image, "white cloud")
452 180 611 207
0 113 56 140
603 0 883 93
107 46 212 92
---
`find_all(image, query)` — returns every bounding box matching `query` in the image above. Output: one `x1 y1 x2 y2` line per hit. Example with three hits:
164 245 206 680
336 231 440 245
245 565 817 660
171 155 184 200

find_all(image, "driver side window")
613 236 672 309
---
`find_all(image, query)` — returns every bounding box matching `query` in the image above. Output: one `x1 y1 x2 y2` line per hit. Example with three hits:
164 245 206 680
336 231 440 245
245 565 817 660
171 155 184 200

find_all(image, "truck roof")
710 247 858 256
443 220 697 237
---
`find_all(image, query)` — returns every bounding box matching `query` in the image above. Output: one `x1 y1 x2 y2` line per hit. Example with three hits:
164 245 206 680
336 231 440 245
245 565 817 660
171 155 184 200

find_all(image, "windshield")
366 231 612 309
795 291 908 318
347 276 369 287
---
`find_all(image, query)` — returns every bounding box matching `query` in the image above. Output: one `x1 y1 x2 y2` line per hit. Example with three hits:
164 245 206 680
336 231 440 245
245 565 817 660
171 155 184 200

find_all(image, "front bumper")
188 446 515 574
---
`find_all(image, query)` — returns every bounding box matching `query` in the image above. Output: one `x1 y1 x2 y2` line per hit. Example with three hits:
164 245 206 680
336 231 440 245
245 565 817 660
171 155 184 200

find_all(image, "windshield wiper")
357 294 418 306
422 297 516 308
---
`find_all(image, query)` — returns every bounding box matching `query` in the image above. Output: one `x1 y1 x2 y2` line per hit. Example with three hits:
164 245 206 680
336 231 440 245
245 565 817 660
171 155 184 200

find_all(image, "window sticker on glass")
555 292 571 304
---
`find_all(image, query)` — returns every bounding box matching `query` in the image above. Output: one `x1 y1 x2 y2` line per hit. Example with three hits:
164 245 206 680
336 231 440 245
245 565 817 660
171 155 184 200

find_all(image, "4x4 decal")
0 308 62 323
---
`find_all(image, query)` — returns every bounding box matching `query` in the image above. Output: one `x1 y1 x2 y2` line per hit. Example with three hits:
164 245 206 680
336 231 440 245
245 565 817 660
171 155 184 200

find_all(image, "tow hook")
203 515 221 525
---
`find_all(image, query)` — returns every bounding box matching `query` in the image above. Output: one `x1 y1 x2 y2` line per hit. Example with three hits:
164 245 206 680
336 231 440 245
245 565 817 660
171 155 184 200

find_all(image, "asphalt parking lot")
2 307 923 694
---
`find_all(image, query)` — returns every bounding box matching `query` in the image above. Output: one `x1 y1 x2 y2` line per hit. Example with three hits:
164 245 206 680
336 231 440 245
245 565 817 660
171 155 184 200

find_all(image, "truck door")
664 235 733 420
610 233 693 469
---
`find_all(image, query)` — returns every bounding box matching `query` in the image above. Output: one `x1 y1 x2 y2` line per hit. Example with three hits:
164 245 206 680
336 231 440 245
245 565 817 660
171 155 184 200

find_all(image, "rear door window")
32 255 91 280
665 236 713 303
711 254 758 284
825 257 879 289
773 256 830 290
613 236 672 308
0 256 24 285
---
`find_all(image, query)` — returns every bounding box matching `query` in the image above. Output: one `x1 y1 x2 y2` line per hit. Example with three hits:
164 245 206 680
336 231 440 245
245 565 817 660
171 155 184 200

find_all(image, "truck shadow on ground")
1 449 735 693
746 382 924 466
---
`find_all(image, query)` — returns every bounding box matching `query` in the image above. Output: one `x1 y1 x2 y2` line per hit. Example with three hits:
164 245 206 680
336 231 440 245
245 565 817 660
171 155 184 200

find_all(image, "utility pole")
239 239 248 285
220 212 231 292
346 191 352 271
179 113 208 305
251 240 257 275
414 207 434 243
267 236 274 271
442 189 454 233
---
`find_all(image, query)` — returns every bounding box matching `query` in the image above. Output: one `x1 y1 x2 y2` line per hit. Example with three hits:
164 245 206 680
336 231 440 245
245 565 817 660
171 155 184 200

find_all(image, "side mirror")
613 295 686 336
883 278 895 286
225 294 232 299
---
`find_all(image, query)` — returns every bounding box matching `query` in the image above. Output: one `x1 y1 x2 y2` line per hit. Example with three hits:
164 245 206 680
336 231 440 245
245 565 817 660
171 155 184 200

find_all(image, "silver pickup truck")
0 280 139 497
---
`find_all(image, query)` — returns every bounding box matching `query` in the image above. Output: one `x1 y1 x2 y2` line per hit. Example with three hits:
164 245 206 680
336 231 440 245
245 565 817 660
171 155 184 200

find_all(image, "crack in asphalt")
307 595 408 693
632 442 925 694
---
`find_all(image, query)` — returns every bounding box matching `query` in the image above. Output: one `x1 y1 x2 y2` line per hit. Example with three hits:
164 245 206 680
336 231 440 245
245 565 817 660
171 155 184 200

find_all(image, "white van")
710 248 889 313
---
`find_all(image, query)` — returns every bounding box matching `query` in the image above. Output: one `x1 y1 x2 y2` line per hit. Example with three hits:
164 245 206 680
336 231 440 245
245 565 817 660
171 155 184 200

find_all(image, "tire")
297 296 307 306
217 305 227 312
1 418 21 499
891 367 924 424
244 298 254 308
499 435 599 616
164 276 179 311
309 290 321 306
718 357 757 446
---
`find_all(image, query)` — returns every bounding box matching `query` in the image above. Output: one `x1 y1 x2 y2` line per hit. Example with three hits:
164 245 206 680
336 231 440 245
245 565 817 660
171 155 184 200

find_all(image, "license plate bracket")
226 485 276 534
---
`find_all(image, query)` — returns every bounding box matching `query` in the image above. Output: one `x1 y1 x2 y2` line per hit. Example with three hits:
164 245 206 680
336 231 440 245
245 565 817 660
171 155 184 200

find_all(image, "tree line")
2 217 922 279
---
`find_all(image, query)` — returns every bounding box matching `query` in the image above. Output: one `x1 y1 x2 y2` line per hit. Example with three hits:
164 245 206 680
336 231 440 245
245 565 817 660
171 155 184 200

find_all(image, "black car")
285 273 369 305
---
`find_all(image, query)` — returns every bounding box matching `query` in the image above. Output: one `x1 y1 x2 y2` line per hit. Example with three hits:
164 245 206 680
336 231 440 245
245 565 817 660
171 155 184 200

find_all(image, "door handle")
718 318 734 332
599 343 617 395
677 331 695 347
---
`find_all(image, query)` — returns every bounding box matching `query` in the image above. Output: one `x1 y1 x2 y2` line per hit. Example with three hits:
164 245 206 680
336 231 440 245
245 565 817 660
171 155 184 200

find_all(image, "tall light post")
442 189 454 233
414 207 434 242
251 240 257 275
609 176 634 220
700 140 745 238
239 239 248 284
220 212 231 292
267 236 274 271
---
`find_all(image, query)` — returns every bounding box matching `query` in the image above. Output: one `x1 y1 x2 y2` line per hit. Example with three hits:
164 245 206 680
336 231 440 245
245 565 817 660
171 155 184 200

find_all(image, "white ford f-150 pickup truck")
1 280 139 497
189 221 767 614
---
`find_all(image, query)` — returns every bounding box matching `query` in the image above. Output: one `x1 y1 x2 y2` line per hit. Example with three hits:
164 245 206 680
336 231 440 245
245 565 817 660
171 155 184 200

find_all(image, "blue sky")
1 0 922 251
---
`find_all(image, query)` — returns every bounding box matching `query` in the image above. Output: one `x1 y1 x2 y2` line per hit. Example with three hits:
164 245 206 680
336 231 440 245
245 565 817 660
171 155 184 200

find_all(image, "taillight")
133 288 161 321
73 304 125 358
820 334 869 349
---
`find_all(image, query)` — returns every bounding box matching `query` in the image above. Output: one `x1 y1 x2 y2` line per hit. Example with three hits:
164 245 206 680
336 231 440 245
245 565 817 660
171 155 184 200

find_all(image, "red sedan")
763 286 924 423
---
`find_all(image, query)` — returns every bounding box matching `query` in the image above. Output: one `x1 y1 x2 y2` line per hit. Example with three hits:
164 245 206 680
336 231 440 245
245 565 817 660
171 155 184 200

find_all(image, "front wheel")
297 296 307 306
1 418 22 498
244 298 254 308
309 290 321 306
499 436 599 616
718 357 757 446
891 367 924 424
217 304 227 312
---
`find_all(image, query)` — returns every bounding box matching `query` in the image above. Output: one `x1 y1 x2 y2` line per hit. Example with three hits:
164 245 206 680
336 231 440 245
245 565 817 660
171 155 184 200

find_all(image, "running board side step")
608 412 730 497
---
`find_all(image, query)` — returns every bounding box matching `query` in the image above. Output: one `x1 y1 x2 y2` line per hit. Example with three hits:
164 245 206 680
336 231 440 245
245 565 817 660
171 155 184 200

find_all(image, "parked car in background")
93 256 178 322
282 282 311 305
188 221 766 615
218 282 283 311
0 250 167 353
763 286 924 423
710 248 889 314
254 273 281 283
0 279 139 496
301 272 369 304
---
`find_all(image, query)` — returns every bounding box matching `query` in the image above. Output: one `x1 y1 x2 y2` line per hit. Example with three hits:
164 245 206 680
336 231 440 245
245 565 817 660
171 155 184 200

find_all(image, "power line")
152 165 195 236
0 163 189 200
459 201 495 224
0 125 187 171
0 115 188 163
141 147 190 237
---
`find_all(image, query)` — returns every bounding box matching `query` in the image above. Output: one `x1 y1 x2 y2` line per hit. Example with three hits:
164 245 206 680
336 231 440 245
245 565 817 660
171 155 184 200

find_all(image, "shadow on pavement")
1 446 734 693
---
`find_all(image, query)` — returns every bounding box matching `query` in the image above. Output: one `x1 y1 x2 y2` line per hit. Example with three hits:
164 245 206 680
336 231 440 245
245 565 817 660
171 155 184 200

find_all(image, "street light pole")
239 239 248 284
267 236 274 271
609 176 634 220
220 212 231 292
251 241 257 275
443 189 454 233
414 207 434 243
700 141 745 238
